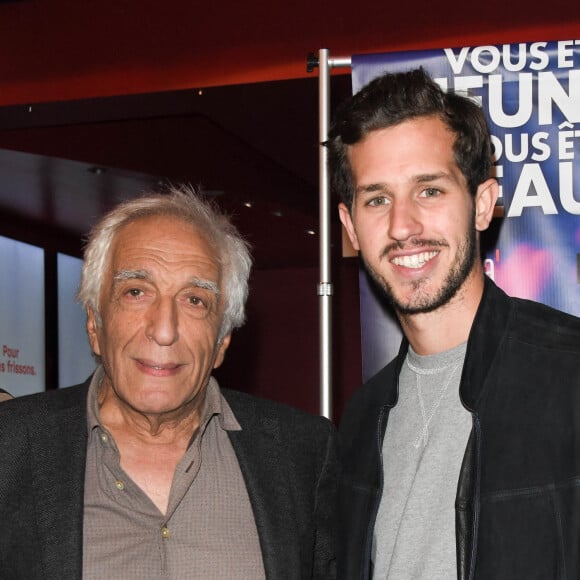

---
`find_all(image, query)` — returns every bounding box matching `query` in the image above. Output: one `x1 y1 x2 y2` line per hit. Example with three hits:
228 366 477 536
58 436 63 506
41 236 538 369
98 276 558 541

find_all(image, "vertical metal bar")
318 48 333 419
314 51 351 419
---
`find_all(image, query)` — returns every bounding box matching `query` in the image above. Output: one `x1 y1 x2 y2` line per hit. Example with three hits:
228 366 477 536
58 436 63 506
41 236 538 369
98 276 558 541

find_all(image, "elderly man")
0 186 337 579
328 69 580 579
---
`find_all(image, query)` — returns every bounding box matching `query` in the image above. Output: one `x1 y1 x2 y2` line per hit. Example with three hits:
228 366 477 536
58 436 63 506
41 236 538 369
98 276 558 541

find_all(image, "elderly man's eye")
188 296 205 307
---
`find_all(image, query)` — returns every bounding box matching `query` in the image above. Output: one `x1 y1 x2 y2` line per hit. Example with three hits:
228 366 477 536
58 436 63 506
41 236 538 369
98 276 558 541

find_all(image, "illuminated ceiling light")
243 201 253 208
306 229 316 236
272 210 283 217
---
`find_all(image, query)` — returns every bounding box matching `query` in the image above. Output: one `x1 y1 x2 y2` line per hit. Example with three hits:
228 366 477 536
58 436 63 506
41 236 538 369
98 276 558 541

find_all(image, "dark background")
0 0 577 421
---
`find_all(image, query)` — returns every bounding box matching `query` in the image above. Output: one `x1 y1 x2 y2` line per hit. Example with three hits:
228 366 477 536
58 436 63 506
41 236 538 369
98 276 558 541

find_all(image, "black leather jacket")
338 278 580 579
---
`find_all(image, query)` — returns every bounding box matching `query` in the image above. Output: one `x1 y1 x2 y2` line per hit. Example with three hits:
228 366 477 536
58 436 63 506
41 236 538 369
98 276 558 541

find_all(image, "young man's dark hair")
327 67 492 207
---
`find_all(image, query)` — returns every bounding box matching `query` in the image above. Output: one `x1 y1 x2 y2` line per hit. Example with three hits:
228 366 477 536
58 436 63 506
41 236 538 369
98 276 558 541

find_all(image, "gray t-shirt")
372 342 471 579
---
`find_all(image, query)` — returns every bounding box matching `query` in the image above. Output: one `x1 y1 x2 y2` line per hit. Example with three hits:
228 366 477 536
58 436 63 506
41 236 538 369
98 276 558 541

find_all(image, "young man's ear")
474 178 499 232
338 202 361 251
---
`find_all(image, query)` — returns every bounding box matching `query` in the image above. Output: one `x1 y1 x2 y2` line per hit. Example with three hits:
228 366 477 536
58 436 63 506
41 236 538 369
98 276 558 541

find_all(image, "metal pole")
315 50 352 420
317 48 332 419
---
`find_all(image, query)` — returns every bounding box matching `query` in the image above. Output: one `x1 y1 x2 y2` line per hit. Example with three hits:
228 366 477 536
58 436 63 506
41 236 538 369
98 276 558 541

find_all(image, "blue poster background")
0 235 45 396
351 41 580 380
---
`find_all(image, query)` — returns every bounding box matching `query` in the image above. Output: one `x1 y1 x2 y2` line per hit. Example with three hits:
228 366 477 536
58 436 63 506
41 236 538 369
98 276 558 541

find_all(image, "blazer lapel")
225 395 301 578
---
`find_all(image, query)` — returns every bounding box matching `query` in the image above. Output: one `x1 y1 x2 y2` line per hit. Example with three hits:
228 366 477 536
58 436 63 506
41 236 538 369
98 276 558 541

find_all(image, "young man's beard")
362 222 478 316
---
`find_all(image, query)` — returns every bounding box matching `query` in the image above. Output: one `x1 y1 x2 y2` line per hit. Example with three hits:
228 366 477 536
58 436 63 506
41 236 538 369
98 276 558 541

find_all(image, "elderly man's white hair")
77 184 252 342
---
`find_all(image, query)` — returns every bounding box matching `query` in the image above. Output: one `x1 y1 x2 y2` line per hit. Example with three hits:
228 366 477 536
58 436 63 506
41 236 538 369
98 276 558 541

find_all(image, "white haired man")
0 186 337 579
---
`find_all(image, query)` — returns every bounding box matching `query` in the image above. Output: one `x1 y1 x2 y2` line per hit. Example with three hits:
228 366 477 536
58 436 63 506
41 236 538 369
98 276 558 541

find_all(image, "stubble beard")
363 223 477 316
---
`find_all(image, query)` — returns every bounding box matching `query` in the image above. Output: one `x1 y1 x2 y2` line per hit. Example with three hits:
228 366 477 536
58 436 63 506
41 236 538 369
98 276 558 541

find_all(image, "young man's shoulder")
483 276 580 349
509 295 580 350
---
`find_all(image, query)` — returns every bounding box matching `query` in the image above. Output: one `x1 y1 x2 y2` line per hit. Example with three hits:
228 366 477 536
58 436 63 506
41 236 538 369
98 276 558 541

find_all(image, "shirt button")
161 526 170 539
114 480 125 491
100 433 109 444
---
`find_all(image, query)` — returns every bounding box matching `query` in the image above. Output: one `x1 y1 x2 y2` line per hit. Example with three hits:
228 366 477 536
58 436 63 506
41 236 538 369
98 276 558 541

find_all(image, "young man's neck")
398 269 486 356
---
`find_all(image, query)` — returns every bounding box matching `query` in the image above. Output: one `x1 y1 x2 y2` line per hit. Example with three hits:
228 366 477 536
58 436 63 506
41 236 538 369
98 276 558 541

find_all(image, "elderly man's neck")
98 380 205 442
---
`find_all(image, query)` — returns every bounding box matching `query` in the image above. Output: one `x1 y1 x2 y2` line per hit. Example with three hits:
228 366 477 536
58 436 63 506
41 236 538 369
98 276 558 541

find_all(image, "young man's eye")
367 196 389 207
420 187 441 198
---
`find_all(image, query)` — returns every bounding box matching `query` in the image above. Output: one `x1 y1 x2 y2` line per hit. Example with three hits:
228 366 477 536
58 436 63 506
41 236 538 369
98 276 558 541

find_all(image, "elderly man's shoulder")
221 388 335 434
0 383 88 430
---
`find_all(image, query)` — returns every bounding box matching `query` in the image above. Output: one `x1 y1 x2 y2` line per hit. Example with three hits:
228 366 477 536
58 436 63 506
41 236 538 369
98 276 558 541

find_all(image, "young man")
0 186 337 579
328 68 580 579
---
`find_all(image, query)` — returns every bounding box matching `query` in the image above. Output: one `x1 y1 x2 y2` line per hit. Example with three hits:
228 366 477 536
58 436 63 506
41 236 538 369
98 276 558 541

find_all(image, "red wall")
0 1 578 106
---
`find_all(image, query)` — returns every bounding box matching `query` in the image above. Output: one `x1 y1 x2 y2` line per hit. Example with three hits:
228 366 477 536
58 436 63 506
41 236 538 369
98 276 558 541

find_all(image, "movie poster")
0 235 45 396
57 253 96 387
352 41 580 379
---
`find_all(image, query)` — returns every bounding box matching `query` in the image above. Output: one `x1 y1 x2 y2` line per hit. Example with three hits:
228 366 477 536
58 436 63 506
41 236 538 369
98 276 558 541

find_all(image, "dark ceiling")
0 0 578 269
0 75 353 269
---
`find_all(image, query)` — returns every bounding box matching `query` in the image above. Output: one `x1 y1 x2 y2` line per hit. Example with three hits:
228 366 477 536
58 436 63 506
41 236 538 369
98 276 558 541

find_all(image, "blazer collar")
222 390 302 578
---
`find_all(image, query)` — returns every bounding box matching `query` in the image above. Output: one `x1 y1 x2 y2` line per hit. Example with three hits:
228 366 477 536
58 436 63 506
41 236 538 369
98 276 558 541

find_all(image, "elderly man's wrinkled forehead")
114 213 222 261
103 214 225 293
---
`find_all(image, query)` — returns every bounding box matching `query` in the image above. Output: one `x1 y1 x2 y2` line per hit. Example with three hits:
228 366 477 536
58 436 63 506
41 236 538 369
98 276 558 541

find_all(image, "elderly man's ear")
213 335 232 369
86 308 102 357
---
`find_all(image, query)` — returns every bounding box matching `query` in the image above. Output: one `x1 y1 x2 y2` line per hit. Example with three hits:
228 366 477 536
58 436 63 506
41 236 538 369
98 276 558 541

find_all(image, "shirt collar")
86 366 241 433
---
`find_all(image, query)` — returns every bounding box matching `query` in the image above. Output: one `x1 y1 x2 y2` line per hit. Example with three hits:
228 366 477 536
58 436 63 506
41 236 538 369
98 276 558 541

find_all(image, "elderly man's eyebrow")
112 270 219 296
189 277 220 296
113 269 150 282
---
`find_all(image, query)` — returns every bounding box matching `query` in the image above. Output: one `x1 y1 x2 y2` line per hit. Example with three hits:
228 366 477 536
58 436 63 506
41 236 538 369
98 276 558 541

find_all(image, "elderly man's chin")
113 381 200 417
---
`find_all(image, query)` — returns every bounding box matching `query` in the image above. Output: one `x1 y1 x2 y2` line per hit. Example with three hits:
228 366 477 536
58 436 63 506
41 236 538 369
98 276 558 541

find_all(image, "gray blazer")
0 380 338 579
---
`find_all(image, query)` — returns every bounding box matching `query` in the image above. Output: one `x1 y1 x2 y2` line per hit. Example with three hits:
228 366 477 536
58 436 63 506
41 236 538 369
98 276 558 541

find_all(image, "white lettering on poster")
440 40 580 217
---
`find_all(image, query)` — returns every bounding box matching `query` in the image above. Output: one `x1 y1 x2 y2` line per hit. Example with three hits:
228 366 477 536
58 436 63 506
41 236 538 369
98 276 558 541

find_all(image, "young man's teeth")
392 251 437 269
